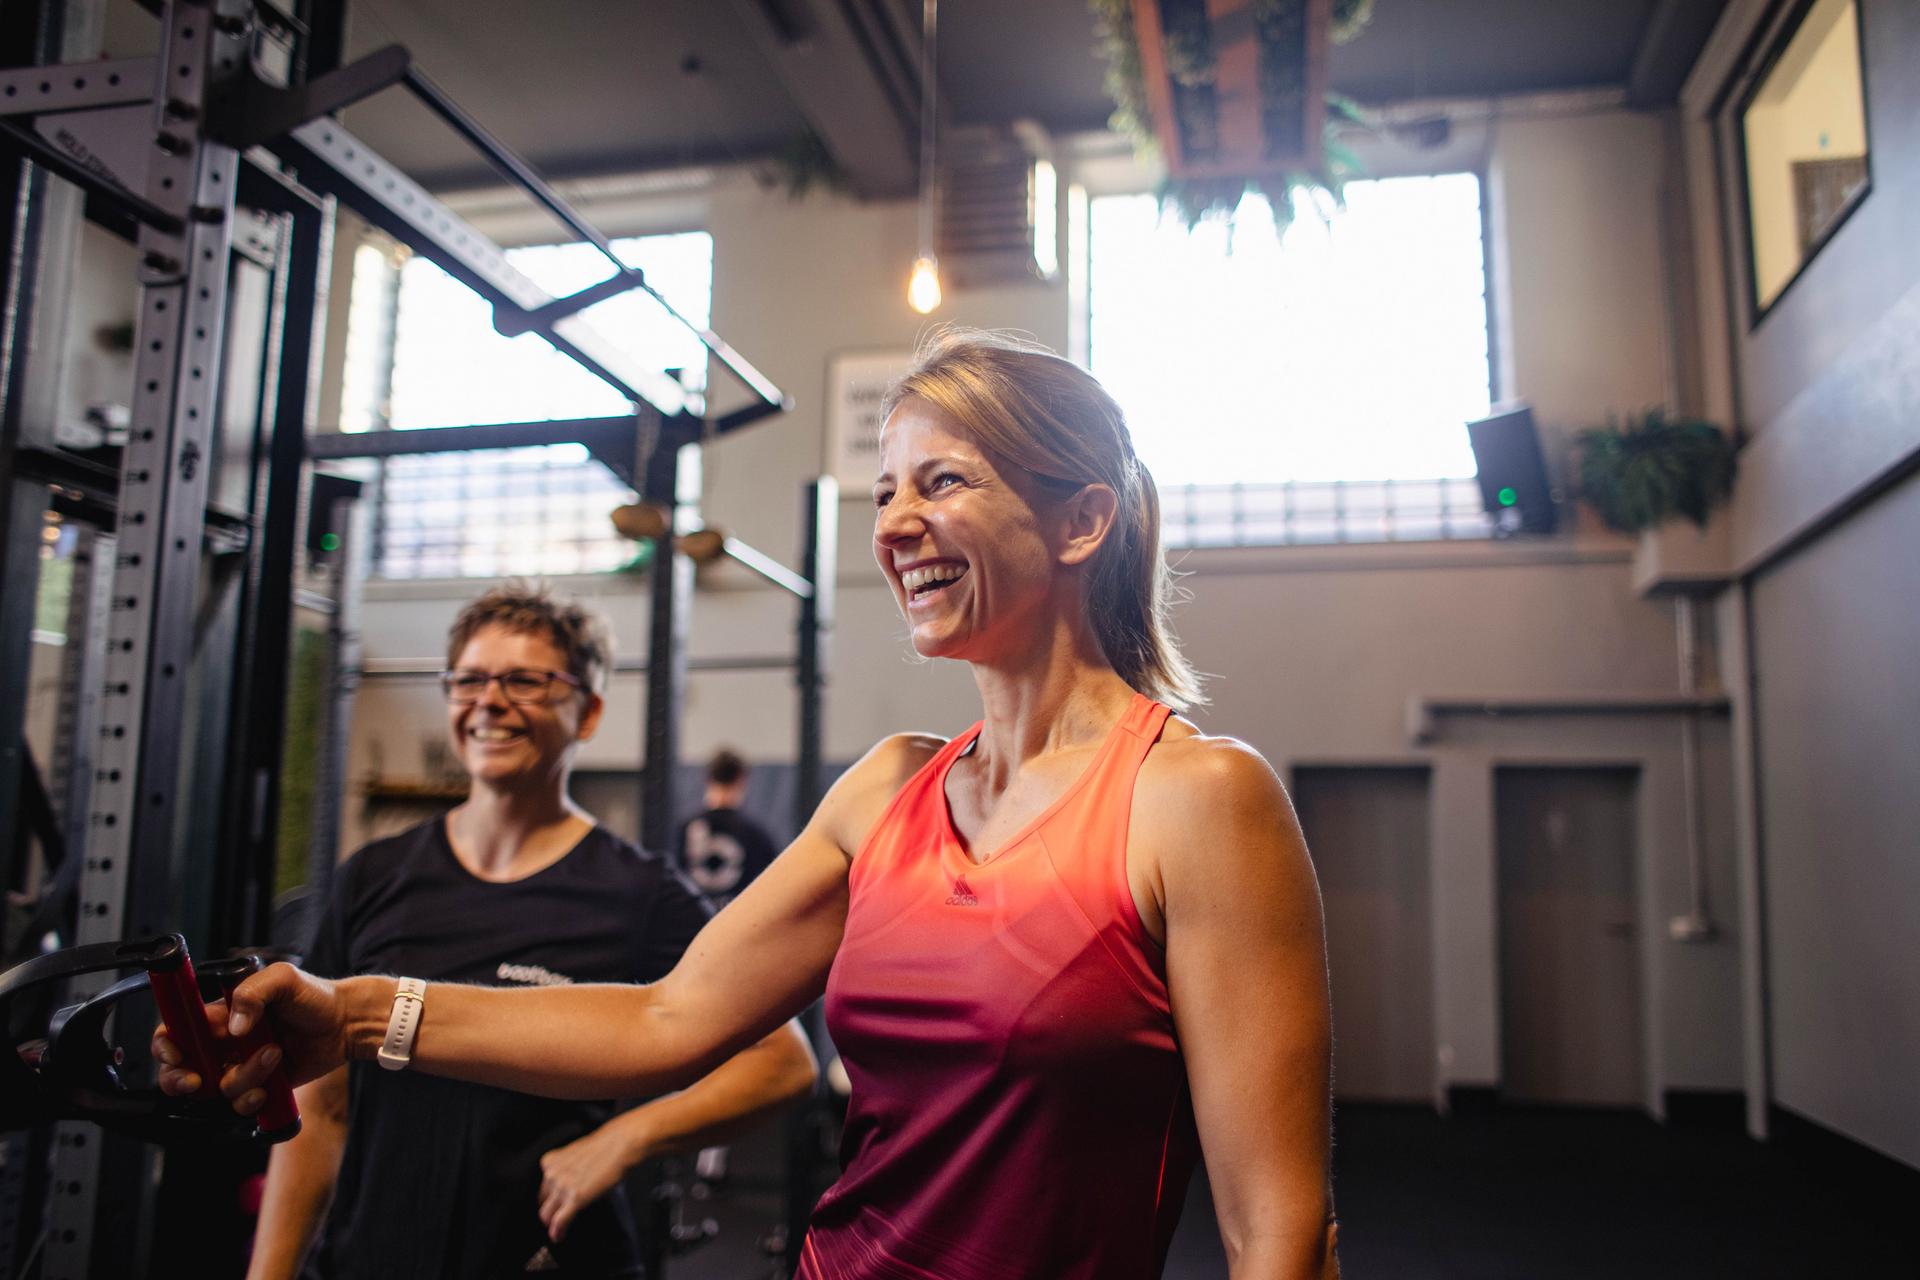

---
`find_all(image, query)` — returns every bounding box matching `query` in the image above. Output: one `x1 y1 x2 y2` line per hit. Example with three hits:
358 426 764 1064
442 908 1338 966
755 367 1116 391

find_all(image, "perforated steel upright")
43 4 250 1275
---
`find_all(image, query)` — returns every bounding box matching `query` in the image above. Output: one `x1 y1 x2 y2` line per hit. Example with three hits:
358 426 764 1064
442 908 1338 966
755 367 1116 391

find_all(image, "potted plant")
1090 0 1375 227
1574 409 1737 534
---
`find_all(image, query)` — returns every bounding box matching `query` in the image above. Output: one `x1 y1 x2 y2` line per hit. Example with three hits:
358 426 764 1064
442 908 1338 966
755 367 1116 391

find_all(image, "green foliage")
1091 0 1153 144
1575 410 1737 533
274 626 328 898
1330 0 1376 44
769 131 852 200
1090 0 1373 228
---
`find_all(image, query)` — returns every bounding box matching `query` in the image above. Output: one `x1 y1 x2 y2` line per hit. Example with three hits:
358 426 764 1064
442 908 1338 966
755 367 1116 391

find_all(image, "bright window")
350 232 712 578
1739 0 1870 314
1090 175 1493 543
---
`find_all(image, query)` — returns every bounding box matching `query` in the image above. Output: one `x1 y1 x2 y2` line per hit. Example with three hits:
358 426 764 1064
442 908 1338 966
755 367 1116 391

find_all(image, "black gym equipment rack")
0 2 825 1275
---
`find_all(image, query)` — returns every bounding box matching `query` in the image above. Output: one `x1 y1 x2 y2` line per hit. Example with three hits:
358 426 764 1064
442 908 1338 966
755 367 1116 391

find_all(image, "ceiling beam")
728 0 921 198
1627 0 1731 108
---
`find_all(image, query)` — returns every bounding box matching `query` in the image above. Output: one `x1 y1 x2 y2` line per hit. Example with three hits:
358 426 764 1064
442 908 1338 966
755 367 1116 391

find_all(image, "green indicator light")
1497 487 1518 507
320 532 341 552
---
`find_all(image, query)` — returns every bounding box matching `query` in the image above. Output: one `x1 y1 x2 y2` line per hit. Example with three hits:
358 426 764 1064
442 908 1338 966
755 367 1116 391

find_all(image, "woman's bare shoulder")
1136 723 1300 852
809 732 950 853
1145 719 1285 797
861 732 949 783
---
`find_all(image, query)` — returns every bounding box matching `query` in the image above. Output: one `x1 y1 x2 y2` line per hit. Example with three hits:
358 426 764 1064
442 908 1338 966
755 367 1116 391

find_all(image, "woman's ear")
576 691 605 744
1057 483 1120 567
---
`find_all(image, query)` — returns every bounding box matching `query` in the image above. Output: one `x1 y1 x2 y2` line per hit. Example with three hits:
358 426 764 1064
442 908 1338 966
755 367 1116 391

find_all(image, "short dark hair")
445 581 613 693
706 748 748 787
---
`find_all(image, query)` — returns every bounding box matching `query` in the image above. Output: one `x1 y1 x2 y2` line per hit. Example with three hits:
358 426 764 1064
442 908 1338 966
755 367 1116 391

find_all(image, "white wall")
1682 0 1920 1164
1487 109 1674 457
1747 468 1920 1167
338 102 1745 1102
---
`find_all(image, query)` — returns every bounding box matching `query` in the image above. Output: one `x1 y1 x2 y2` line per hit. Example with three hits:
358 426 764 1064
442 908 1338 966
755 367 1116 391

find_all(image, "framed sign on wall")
824 350 914 492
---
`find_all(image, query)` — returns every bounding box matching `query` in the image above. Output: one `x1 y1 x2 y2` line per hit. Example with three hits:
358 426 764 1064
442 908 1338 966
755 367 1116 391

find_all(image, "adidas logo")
945 876 978 907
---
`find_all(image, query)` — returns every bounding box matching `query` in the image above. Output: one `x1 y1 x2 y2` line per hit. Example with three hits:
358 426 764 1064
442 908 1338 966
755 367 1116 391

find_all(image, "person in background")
677 748 778 913
248 584 814 1280
675 748 783 1187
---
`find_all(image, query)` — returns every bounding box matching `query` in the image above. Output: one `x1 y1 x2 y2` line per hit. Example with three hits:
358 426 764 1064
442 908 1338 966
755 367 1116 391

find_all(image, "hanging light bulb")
909 0 941 313
907 254 942 313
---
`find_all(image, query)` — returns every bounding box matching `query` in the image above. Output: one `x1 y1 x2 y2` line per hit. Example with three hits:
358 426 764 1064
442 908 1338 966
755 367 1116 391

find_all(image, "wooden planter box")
1131 0 1330 179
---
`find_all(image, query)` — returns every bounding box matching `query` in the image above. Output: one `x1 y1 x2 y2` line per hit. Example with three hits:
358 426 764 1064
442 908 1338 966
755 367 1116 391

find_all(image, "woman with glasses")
167 333 1336 1280
245 584 815 1280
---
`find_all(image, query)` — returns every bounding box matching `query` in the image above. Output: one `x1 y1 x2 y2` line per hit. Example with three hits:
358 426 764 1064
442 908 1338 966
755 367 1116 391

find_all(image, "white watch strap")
376 978 427 1071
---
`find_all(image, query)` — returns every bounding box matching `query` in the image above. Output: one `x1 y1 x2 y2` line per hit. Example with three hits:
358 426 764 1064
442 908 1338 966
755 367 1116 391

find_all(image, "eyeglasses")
439 668 583 705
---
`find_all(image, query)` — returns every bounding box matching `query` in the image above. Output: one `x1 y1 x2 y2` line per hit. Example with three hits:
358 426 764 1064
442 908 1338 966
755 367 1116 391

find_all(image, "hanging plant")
1157 95 1365 231
1329 0 1375 44
1575 410 1737 534
1091 0 1375 227
763 130 853 199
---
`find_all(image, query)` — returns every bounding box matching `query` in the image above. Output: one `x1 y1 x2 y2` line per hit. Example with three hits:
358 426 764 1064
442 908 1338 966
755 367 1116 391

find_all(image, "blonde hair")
883 329 1204 709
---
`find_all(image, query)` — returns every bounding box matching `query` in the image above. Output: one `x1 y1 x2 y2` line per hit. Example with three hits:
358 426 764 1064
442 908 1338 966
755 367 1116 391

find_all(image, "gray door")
1496 766 1644 1107
1294 766 1434 1102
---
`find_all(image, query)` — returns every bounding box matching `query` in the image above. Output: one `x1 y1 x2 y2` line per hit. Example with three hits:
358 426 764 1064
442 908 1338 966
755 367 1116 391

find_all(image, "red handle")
215 962 301 1138
147 940 301 1140
146 955 224 1101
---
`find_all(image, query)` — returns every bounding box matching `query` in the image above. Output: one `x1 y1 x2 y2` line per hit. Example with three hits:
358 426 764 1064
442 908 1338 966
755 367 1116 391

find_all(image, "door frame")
1492 759 1662 1116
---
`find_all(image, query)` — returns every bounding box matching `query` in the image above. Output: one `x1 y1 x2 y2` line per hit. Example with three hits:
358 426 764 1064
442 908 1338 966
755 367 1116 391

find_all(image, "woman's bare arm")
246 1066 349 1280
1142 738 1337 1280
159 735 942 1108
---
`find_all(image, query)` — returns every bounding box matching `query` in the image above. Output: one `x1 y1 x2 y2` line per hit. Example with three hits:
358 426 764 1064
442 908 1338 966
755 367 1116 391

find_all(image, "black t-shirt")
674 807 777 909
303 818 710 1280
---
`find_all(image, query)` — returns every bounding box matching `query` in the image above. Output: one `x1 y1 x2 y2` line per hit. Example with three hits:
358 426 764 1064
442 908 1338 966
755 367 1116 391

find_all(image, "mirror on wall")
1740 0 1871 314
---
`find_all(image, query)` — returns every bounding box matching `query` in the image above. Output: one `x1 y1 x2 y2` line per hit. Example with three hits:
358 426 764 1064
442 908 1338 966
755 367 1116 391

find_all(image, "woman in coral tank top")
167 331 1339 1280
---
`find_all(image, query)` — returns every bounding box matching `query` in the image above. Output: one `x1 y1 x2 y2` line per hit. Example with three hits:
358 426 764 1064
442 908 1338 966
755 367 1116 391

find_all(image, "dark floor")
662 1103 1920 1279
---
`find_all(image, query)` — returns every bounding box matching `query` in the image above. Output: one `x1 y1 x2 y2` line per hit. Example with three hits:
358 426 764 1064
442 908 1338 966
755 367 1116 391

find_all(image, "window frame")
1081 167 1501 547
345 228 714 580
1725 0 1875 329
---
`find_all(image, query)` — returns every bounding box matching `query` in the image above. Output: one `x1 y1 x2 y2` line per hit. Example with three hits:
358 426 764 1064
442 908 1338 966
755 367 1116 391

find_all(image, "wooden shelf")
362 778 467 803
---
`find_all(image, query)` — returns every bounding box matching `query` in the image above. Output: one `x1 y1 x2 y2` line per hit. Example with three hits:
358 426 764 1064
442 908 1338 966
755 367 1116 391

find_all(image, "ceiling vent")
938 122 1059 289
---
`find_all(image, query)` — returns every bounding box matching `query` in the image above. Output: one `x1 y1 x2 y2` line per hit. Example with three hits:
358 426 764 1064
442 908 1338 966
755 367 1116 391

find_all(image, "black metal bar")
387 67 788 414
715 398 791 435
399 65 618 260
0 117 184 233
297 0 346 80
307 476 365 923
0 16 67 1246
213 189 328 954
271 117 692 416
793 477 835 836
492 266 650 336
305 413 644 460
206 43 409 150
11 739 59 867
50 4 252 1268
639 441 688 852
35 524 112 945
783 476 835 1277
0 49 87 1237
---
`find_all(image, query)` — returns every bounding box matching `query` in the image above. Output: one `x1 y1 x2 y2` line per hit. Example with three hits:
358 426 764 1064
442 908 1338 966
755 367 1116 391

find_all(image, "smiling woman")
163 336 1336 1280
236 583 815 1280
879 330 1206 709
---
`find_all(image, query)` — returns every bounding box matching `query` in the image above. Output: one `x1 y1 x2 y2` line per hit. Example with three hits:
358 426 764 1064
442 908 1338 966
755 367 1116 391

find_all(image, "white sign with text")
825 351 914 492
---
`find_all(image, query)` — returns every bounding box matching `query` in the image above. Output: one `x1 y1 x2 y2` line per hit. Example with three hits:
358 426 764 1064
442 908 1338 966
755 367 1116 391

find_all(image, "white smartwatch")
376 977 427 1071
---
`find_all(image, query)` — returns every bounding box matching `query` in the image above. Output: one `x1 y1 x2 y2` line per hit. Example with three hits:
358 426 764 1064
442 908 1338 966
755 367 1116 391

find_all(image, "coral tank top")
801 693 1199 1280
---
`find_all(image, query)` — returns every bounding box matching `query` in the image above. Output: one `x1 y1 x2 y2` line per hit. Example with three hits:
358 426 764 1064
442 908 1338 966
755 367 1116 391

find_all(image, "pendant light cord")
917 0 939 258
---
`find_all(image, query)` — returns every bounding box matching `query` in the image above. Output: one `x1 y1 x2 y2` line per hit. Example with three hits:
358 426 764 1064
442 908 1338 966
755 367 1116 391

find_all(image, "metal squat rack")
0 0 813 1275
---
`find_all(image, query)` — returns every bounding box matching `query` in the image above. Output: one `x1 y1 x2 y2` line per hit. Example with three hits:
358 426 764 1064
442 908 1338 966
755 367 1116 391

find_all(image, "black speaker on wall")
1466 404 1557 535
